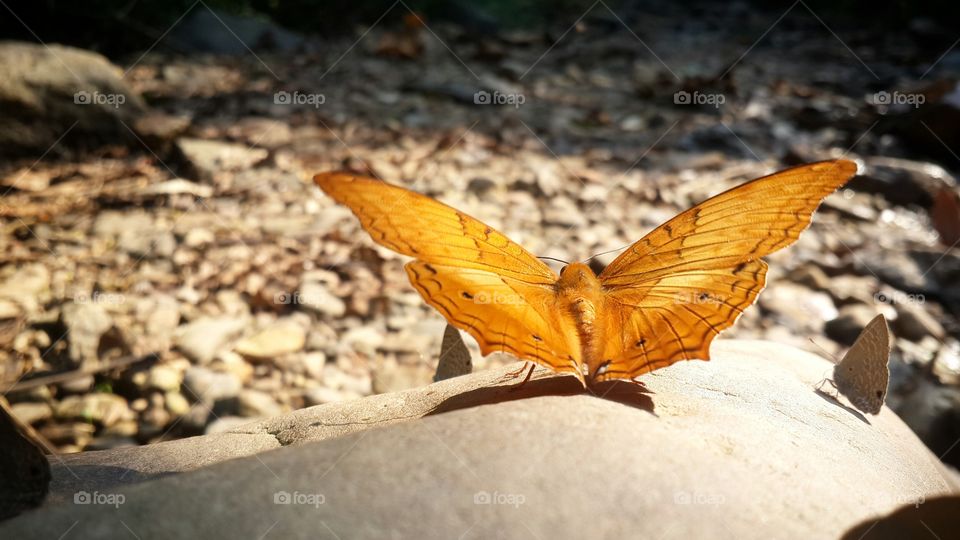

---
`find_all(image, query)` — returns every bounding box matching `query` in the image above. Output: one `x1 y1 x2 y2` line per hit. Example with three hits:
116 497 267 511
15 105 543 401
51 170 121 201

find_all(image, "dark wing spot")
423 264 438 274
698 292 709 301
875 390 883 398
733 262 747 275
532 334 543 342
462 292 474 300
664 224 673 235
635 338 647 348
484 227 492 235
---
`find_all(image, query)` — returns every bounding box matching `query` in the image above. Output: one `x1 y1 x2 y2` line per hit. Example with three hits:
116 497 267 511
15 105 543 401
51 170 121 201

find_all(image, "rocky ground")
1 3 959 467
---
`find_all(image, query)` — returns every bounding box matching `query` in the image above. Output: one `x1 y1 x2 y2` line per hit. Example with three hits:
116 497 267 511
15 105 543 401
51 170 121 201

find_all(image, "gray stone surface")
4 340 957 538
40 432 279 507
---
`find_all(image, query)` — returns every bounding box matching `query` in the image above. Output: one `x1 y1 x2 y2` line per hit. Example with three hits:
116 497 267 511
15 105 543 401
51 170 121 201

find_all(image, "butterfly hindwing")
833 314 890 415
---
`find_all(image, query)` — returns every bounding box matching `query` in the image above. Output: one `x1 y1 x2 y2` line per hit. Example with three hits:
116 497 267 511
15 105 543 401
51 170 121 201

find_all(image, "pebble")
304 386 361 406
372 356 433 394
10 401 53 425
164 391 192 416
788 265 831 290
57 375 96 395
824 304 883 345
932 342 960 386
61 301 113 366
237 389 284 418
894 303 947 342
211 350 255 384
174 317 247 364
205 416 254 434
234 321 306 360
759 282 838 333
39 421 96 447
100 419 139 438
296 281 346 318
183 366 242 403
147 365 183 392
54 393 132 427
176 138 269 180
341 326 384 356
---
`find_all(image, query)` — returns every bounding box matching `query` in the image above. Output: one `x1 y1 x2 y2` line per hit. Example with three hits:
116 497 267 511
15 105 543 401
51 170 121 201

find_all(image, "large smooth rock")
2 340 956 538
0 41 146 156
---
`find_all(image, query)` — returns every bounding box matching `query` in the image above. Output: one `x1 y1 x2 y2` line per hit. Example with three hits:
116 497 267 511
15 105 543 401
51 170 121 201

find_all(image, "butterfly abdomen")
555 263 607 371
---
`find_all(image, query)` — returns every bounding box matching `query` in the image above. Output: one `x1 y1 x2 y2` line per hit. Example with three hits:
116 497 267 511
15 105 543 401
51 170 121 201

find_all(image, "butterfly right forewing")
833 314 890 415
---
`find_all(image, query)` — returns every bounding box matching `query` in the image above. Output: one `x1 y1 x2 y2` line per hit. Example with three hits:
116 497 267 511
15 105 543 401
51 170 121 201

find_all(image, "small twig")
3 354 155 393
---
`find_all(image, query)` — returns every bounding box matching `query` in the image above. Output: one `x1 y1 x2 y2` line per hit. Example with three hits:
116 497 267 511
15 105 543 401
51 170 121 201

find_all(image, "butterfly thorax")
555 263 607 374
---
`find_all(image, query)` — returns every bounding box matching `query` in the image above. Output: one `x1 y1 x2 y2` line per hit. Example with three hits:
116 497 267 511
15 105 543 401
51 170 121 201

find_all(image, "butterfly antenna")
808 337 839 363
537 256 570 265
585 244 631 263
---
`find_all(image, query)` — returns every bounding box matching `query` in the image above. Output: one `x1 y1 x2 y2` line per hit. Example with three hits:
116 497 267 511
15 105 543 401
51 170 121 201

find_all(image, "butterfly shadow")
426 374 656 417
813 388 870 425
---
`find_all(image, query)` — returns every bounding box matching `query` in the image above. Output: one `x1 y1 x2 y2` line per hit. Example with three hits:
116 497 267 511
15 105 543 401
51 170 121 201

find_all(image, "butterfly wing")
833 314 890 414
315 173 583 380
593 160 858 381
434 324 472 381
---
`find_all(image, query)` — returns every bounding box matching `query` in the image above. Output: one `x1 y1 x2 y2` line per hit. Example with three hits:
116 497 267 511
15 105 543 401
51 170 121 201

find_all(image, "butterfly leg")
507 362 537 393
502 361 531 380
815 378 837 392
814 378 840 401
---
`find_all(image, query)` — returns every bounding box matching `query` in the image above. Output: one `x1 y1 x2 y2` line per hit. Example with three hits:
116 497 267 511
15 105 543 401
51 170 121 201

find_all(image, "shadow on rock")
814 388 870 425
841 495 960 539
427 374 655 416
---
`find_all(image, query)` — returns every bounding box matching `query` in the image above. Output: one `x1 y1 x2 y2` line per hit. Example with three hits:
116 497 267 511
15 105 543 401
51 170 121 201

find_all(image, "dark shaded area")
841 496 960 540
3 0 960 59
814 388 870 425
0 402 50 521
428 373 655 415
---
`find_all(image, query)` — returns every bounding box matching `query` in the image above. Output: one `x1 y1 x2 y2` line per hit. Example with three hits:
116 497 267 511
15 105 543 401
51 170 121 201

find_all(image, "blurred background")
1 0 959 471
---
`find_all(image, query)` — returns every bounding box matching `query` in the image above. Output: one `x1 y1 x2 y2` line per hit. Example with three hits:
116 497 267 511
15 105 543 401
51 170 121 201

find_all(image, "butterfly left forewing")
316 172 584 380
595 160 857 381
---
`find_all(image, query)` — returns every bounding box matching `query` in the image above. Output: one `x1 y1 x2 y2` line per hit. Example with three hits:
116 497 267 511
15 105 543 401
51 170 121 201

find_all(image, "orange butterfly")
315 160 857 387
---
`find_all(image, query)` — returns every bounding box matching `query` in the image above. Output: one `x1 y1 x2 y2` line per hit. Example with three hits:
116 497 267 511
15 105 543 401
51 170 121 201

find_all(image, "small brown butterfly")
820 314 891 415
434 324 473 381
316 160 857 387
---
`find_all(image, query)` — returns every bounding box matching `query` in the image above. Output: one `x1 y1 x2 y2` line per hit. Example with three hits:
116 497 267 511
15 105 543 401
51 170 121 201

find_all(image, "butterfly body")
555 263 608 380
316 160 857 387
